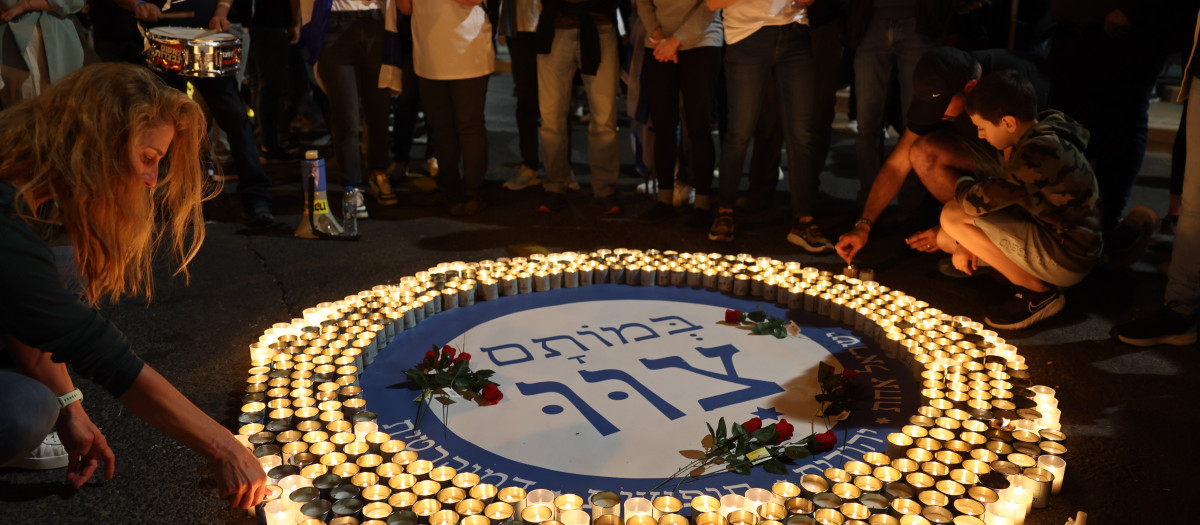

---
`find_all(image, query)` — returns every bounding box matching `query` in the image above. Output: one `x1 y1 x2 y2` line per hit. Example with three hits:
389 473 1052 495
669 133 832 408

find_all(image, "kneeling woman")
0 63 266 508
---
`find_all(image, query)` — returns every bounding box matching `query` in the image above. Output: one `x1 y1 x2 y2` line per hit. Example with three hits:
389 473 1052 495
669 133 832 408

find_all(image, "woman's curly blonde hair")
0 62 213 305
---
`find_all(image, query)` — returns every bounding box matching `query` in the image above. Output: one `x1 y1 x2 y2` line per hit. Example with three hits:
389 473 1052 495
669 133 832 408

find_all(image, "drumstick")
157 11 196 19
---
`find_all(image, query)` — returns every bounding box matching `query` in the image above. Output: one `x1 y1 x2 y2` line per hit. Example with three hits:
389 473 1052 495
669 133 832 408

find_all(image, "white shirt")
411 0 496 80
721 0 807 45
331 0 384 12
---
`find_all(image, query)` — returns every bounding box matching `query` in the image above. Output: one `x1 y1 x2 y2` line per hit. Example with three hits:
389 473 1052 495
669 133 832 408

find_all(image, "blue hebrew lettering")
576 327 614 348
648 315 704 335
514 381 621 436
480 343 535 367
640 344 785 411
598 323 660 344
578 369 686 420
531 335 590 358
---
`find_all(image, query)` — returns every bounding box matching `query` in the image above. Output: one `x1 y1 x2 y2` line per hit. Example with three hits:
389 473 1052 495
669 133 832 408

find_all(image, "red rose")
442 345 457 359
454 353 471 363
842 369 859 381
424 350 437 363
480 384 504 405
741 417 762 434
725 309 744 324
813 430 837 452
773 419 794 443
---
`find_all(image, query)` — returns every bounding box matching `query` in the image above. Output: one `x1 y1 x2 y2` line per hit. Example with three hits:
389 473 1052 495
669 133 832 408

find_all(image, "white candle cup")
1036 455 1066 494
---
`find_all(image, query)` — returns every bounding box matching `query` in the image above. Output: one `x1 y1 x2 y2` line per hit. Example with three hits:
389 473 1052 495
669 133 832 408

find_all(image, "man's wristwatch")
854 217 873 231
58 388 83 409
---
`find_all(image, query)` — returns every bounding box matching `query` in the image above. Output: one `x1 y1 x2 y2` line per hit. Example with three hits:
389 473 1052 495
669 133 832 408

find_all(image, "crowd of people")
0 0 1198 509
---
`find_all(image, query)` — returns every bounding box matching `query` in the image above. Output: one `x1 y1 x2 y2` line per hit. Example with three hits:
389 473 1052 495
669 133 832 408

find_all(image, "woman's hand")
56 404 116 489
211 441 269 509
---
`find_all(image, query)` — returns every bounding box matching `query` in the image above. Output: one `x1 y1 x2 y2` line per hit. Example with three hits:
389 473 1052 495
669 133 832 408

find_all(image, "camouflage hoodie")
954 110 1103 268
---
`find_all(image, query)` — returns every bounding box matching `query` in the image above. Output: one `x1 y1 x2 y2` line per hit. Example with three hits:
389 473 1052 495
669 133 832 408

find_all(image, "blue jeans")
717 24 817 218
537 26 620 197
853 16 935 203
318 10 392 186
0 370 58 465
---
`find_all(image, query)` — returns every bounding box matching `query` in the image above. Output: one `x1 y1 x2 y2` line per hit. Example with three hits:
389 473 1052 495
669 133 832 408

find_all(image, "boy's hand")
952 245 978 276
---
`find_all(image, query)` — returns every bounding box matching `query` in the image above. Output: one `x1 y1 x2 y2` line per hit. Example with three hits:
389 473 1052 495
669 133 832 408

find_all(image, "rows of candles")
234 249 1068 525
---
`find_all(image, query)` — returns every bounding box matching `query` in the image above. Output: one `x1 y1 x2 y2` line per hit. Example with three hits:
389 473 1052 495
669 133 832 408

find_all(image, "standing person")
296 0 403 218
706 0 827 251
636 0 722 222
1111 9 1200 346
498 0 544 190
0 0 89 107
534 0 622 214
844 0 953 208
130 0 277 227
0 63 267 508
246 0 301 160
399 0 494 216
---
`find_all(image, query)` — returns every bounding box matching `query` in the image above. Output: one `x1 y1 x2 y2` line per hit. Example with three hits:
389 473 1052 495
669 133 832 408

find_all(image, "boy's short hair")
963 69 1038 125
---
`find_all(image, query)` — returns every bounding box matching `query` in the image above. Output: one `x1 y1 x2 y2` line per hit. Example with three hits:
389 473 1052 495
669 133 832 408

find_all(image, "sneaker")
674 182 695 207
449 197 485 217
1110 306 1198 346
638 201 675 221
537 191 567 213
567 171 581 191
368 170 399 206
245 202 275 228
503 165 541 190
984 287 1065 330
593 194 622 215
636 179 658 195
349 188 368 219
1104 204 1158 266
5 432 68 470
708 210 735 242
787 220 835 253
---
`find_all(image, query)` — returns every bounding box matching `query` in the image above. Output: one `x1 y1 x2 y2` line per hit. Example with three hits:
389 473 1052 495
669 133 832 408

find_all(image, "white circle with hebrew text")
429 299 838 478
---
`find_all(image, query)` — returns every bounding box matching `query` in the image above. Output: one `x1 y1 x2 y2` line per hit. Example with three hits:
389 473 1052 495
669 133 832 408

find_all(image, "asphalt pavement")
0 71 1194 524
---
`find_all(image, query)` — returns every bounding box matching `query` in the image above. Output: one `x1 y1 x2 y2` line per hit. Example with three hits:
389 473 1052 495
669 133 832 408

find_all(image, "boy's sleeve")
954 136 1061 217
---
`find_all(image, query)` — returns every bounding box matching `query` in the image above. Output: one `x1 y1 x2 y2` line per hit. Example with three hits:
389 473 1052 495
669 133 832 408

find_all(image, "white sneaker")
503 165 541 190
367 171 398 206
5 432 68 470
567 171 581 191
673 182 695 207
636 179 658 195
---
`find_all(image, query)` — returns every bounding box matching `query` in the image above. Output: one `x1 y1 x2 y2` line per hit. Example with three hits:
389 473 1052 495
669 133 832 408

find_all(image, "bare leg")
940 202 1049 292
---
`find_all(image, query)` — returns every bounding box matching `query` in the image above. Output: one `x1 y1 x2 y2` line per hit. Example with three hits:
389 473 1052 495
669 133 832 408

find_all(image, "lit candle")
1037 454 1066 494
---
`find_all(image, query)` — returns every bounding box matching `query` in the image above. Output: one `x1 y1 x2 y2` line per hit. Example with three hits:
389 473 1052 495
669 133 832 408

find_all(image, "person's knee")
0 371 58 464
940 200 968 233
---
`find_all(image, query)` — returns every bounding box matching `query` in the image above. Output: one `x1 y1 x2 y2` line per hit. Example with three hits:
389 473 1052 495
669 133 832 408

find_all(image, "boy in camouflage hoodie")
941 70 1103 331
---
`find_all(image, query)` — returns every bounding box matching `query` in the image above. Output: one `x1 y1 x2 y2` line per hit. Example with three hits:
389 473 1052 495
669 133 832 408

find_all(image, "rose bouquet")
404 344 502 428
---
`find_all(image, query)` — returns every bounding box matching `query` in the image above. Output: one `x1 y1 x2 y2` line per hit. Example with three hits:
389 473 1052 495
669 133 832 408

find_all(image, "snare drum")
145 26 241 77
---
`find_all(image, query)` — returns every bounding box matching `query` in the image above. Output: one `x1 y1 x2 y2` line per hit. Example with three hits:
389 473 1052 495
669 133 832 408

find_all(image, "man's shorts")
974 208 1092 288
